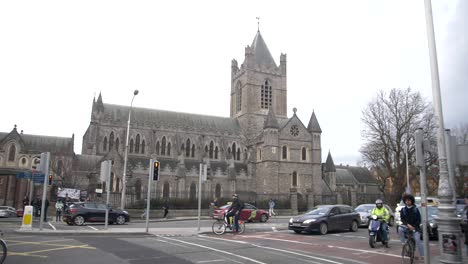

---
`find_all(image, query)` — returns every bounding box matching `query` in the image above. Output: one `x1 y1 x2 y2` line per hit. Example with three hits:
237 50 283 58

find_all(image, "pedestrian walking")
163 199 169 218
55 199 64 222
268 198 276 217
22 196 29 210
43 198 49 221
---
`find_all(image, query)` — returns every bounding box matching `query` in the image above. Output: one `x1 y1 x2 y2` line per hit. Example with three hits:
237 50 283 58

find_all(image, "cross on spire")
256 17 260 32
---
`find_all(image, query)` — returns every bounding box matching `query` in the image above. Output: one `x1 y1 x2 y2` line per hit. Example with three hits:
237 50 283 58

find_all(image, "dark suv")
63 202 130 226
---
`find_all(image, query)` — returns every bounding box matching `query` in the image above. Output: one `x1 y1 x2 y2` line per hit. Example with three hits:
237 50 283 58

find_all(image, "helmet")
375 199 383 208
403 194 415 205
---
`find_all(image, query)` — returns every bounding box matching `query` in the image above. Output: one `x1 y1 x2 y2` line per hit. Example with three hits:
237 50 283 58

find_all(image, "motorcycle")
368 215 389 248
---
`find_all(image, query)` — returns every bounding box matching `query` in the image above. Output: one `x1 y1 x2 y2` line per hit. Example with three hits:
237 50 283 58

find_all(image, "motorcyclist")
370 199 390 247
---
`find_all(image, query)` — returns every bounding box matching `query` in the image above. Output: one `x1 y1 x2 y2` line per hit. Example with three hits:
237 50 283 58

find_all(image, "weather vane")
256 17 260 32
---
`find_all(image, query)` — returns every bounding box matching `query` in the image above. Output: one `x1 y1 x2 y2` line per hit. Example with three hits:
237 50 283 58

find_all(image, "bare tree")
360 88 437 204
451 123 468 144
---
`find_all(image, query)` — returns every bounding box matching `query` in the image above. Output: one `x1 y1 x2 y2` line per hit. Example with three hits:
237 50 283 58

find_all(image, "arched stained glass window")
129 139 134 153
135 134 140 153
141 140 145 154
103 137 108 152
109 132 114 150
8 145 16 161
209 141 214 159
186 139 191 157
161 137 166 155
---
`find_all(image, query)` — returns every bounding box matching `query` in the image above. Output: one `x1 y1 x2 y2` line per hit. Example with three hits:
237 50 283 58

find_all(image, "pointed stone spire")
325 151 336 172
307 111 322 133
264 108 279 129
95 92 104 112
251 31 277 67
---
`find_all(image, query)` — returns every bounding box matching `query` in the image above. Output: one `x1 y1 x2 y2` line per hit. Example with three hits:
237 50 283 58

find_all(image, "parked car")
288 204 360 235
63 202 130 226
355 204 395 227
213 203 269 222
0 206 18 218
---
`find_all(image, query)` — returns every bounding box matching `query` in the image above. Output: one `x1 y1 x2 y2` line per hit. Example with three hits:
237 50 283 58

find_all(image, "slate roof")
103 104 242 136
307 111 322 133
335 168 357 185
0 131 74 154
251 31 277 68
337 165 379 184
264 109 279 129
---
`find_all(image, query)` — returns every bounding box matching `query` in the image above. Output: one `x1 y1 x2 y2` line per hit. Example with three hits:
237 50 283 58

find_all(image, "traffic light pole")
146 159 154 233
39 152 50 231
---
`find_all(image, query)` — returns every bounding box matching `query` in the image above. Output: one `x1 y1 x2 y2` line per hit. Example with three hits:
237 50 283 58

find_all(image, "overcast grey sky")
1 0 466 166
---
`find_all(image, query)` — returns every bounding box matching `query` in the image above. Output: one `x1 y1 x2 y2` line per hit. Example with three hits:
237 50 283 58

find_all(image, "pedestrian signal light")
48 175 53 185
153 161 160 181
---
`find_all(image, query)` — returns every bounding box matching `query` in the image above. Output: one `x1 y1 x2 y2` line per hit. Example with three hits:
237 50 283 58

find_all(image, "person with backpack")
398 194 424 261
225 194 243 233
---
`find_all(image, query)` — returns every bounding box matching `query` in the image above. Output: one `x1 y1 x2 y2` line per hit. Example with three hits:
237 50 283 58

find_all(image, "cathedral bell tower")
230 30 287 139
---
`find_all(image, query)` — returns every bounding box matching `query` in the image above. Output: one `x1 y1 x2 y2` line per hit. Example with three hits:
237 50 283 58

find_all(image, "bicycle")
212 214 245 235
399 225 416 264
0 230 7 264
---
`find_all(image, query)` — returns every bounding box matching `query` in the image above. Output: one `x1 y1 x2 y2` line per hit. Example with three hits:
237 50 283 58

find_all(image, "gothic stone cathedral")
82 30 325 202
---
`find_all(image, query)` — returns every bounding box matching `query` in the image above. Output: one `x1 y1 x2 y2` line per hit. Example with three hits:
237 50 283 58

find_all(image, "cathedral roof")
336 165 379 184
103 104 242 136
0 130 74 154
307 111 322 133
251 31 277 68
335 168 357 185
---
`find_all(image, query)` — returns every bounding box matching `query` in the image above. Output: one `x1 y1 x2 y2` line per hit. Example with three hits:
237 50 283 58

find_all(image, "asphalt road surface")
2 224 442 264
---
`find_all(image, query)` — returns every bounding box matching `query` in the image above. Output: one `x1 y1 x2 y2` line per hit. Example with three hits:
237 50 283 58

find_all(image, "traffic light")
48 175 53 185
153 161 160 181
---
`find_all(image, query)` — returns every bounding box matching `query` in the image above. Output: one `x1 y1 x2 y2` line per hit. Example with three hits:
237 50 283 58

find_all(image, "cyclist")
370 199 390 247
398 194 424 261
225 194 243 233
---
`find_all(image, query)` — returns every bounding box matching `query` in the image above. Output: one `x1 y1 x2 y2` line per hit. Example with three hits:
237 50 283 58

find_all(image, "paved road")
2 222 446 264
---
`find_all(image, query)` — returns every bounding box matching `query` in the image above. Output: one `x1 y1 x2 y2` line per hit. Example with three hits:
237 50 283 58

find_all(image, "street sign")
16 171 32 179
33 173 45 183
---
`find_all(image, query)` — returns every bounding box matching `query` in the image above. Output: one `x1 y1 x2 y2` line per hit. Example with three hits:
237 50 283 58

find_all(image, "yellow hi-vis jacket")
371 206 390 223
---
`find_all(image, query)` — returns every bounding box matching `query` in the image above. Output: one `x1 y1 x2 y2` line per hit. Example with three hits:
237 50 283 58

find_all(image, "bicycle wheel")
0 240 7 264
401 242 414 264
238 221 245 234
212 221 226 235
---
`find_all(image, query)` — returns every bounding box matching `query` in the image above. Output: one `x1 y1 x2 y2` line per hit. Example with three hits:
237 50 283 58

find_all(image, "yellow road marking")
8 252 48 258
25 244 96 254
7 239 78 247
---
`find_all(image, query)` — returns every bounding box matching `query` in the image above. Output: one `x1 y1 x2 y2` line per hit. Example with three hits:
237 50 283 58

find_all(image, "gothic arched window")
163 181 170 198
115 138 119 152
232 143 236 160
186 139 191 157
302 147 307 161
236 81 242 112
135 134 140 153
141 140 145 154
209 141 214 159
8 144 16 161
237 148 240 161
129 139 134 153
109 132 114 150
156 141 160 155
103 137 108 152
189 182 196 200
191 144 195 157
167 142 171 156
261 79 272 109
292 171 298 187
215 146 219 159
161 137 166 155
282 146 288 160
215 184 221 198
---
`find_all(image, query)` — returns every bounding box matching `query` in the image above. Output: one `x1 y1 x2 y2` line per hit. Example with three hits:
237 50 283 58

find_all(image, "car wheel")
319 222 328 235
116 215 126 225
294 230 302 234
350 220 358 232
389 217 395 227
74 215 85 226
260 214 268 222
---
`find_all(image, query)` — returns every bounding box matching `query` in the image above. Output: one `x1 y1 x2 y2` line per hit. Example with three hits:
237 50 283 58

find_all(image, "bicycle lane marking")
199 235 344 264
327 245 400 258
161 236 267 264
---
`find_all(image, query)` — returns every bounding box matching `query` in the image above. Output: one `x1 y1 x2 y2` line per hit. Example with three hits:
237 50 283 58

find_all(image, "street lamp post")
423 1 462 262
121 89 139 210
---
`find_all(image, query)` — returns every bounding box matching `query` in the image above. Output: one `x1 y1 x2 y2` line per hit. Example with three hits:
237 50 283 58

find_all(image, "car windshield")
305 207 330 215
355 205 374 212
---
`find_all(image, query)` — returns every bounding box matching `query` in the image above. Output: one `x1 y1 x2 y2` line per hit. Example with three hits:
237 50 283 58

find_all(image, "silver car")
355 204 395 227
0 206 18 218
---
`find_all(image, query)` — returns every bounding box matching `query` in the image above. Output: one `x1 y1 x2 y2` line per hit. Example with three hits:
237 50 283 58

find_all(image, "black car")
288 204 360 235
63 202 130 226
